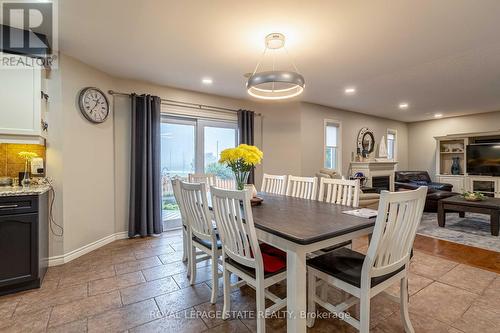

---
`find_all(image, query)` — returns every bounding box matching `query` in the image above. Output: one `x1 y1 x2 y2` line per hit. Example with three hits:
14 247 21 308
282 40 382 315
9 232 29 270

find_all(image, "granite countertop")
0 185 51 197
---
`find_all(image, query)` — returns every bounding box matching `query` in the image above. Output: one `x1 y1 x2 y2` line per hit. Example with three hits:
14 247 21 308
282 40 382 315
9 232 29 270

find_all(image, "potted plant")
219 144 263 190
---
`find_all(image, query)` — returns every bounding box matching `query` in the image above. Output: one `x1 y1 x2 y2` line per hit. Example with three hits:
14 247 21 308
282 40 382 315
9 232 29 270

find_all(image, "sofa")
394 171 453 192
394 171 458 212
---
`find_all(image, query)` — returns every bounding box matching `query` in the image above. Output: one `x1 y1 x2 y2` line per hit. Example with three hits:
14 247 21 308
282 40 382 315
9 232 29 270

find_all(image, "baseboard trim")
48 231 129 267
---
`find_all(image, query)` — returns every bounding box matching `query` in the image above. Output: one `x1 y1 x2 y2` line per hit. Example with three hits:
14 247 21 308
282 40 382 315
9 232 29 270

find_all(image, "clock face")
78 87 110 123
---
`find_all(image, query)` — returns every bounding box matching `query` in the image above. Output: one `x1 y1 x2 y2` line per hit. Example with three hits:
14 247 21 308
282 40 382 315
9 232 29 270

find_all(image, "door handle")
0 204 19 209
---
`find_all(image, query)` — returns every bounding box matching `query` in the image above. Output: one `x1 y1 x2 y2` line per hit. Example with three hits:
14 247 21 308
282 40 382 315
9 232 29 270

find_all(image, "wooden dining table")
248 192 376 333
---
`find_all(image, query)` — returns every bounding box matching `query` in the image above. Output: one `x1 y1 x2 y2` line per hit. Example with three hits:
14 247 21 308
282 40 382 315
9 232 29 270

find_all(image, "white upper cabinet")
0 64 45 139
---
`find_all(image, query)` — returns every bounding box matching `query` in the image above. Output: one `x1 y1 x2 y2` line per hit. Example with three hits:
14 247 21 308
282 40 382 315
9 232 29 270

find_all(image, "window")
324 120 341 172
387 129 397 160
160 116 237 230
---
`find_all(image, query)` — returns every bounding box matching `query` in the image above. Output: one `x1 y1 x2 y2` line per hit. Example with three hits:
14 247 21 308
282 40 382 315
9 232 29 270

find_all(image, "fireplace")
372 176 390 191
349 161 398 191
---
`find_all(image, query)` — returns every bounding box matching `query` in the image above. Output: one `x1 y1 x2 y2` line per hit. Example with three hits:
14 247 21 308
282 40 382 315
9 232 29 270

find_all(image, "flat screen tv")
466 144 500 176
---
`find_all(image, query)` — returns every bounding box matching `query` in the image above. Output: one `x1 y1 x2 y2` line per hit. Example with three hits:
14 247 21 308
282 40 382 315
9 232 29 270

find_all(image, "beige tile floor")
0 230 498 332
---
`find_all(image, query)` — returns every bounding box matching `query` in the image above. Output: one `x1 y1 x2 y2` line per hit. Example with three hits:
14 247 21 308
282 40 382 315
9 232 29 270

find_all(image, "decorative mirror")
357 127 375 157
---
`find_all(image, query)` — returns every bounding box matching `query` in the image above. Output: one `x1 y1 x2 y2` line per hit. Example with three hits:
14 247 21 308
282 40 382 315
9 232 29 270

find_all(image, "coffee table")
437 195 500 236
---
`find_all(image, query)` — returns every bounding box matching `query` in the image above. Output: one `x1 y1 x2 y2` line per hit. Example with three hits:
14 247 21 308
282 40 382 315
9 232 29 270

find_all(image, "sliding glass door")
160 118 196 230
160 116 237 230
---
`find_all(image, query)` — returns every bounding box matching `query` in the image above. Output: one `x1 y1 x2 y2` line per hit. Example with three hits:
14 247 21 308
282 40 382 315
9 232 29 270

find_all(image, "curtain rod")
108 90 262 116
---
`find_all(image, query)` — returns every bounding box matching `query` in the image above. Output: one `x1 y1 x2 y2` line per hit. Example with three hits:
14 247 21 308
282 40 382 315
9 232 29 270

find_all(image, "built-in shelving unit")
437 138 466 176
435 131 500 197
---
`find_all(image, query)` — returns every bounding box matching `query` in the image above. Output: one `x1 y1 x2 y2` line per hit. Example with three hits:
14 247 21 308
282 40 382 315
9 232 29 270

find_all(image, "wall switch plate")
31 157 44 175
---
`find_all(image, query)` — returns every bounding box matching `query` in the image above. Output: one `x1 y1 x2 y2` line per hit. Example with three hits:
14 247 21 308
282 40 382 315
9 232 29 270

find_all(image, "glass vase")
21 160 31 188
234 170 250 191
451 157 461 175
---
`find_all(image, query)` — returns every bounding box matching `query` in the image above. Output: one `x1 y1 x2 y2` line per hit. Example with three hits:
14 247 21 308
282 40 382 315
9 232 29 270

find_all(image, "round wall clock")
78 87 110 123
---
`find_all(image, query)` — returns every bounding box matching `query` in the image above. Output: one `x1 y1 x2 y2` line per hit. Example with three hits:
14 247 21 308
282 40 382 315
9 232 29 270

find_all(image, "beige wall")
408 111 500 179
47 54 116 256
299 103 408 177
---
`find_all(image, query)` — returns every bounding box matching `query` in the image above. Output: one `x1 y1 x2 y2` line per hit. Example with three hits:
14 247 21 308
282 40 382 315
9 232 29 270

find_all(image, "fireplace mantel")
350 161 398 191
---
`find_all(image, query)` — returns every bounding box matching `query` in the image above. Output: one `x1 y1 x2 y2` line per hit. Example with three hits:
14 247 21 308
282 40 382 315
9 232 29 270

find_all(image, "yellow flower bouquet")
219 144 263 190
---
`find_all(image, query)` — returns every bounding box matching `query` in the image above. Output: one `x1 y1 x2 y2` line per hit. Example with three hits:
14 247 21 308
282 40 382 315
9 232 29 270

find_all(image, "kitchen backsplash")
0 143 46 178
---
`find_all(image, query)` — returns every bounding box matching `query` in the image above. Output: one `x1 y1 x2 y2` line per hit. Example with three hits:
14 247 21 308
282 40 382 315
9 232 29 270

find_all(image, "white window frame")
324 119 342 174
387 128 397 161
196 119 238 173
161 115 238 174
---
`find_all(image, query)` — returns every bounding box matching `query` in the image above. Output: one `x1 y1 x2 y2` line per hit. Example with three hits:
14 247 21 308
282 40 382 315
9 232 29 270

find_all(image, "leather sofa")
395 171 453 191
394 171 457 212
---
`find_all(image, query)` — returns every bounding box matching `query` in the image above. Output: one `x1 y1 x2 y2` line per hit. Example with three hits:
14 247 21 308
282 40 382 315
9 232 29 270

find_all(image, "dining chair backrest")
210 187 263 271
261 174 287 195
188 173 216 187
179 181 215 242
171 178 188 228
286 175 318 200
318 178 360 207
362 186 427 284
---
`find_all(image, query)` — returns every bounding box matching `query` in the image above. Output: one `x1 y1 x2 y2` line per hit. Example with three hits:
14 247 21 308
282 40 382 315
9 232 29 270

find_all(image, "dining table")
245 192 376 333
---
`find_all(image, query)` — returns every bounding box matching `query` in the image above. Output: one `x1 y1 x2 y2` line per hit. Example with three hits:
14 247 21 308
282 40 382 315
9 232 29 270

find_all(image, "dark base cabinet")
0 193 48 296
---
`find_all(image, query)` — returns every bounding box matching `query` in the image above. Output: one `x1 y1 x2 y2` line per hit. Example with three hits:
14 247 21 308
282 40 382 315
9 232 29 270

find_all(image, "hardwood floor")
0 231 498 332
413 234 500 274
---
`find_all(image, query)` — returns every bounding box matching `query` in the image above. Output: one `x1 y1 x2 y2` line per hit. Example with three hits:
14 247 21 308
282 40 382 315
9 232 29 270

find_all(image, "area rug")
418 212 500 252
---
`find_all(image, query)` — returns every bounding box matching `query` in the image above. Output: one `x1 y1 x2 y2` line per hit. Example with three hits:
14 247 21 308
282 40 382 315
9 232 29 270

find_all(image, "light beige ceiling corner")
59 0 500 122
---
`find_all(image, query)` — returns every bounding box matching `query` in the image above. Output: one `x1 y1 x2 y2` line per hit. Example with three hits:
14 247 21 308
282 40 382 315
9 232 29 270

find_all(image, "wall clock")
78 87 110 123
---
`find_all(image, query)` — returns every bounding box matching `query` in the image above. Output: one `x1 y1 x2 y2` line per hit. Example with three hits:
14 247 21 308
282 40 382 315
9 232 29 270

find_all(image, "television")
466 144 500 176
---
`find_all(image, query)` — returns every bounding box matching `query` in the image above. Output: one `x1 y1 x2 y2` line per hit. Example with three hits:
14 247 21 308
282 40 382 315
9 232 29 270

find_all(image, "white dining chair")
318 178 360 207
188 173 216 187
261 173 287 195
171 179 189 265
179 181 221 304
316 177 361 255
306 186 427 333
286 175 318 200
211 186 287 333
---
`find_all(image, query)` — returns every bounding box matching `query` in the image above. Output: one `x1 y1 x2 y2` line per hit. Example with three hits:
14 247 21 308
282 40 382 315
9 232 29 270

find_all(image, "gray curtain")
128 94 163 237
237 109 255 184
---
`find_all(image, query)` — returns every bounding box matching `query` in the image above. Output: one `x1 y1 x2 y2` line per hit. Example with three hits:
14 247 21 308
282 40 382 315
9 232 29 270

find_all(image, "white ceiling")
59 0 500 122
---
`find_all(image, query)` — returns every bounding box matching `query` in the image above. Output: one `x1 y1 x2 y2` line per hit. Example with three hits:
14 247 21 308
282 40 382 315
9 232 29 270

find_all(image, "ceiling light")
398 102 409 110
246 33 305 100
202 78 213 85
434 113 443 118
265 33 285 49
344 87 356 95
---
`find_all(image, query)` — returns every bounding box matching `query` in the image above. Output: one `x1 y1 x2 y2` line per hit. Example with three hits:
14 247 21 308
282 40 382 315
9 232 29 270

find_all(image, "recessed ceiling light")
398 102 409 110
434 113 443 118
344 87 356 95
202 78 213 85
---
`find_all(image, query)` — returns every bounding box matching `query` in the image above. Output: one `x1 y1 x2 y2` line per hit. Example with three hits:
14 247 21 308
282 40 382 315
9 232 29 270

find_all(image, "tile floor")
0 230 498 332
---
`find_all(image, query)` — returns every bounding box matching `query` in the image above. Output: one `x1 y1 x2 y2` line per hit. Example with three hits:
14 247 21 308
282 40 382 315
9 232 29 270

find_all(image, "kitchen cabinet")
0 62 47 141
0 192 48 295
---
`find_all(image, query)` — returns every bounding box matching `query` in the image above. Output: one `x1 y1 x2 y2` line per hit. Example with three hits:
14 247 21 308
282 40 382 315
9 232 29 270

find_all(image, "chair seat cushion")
307 247 404 288
192 235 222 250
225 243 286 279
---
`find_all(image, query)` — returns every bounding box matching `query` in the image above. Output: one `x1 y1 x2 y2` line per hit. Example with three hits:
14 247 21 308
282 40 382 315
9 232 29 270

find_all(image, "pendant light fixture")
246 33 305 100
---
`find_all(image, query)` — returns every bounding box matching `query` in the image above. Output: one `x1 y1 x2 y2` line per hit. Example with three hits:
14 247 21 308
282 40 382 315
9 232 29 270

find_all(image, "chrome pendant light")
246 33 305 100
